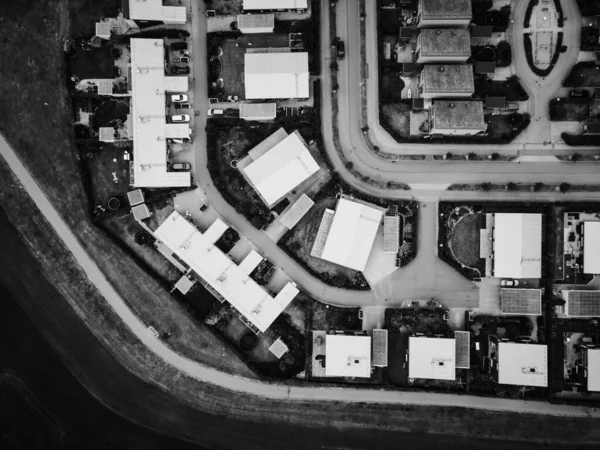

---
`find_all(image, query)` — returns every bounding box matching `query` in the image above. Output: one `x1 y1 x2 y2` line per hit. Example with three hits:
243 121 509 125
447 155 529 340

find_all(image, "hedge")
561 133 600 146
523 32 563 77
524 0 538 28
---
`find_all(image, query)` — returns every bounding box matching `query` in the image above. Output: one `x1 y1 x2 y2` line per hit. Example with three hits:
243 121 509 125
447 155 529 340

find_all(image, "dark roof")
474 61 496 74
471 26 493 38
420 0 472 21
500 289 542 315
372 329 388 367
485 96 506 108
566 290 600 317
455 331 470 369
421 65 474 94
122 0 130 19
413 98 425 109
419 29 471 57
402 63 419 74
400 27 412 39
432 100 486 130
586 123 600 134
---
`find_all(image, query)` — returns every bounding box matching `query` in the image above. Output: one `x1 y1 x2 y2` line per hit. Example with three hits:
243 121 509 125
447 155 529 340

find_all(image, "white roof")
244 52 309 99
242 130 319 207
497 342 547 387
203 218 228 244
408 337 456 380
325 334 371 378
587 348 600 392
128 0 186 23
97 79 114 95
130 39 190 187
240 102 277 120
237 13 275 30
164 124 190 138
319 197 384 272
493 213 542 278
99 127 116 142
269 338 289 359
132 204 151 221
243 0 308 10
238 249 264 275
155 211 297 332
280 194 314 229
584 222 600 274
95 22 112 39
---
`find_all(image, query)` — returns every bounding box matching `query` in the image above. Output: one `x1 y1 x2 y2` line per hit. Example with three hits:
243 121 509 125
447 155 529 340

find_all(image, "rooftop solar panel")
372 329 388 367
455 331 470 369
566 291 600 317
500 289 542 315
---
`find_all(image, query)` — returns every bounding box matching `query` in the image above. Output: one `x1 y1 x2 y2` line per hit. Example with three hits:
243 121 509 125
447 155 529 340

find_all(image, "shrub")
523 32 563 77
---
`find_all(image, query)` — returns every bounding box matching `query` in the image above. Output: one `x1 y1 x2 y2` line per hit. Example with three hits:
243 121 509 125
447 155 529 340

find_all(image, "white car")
171 114 191 123
207 108 224 116
500 279 519 287
171 94 188 103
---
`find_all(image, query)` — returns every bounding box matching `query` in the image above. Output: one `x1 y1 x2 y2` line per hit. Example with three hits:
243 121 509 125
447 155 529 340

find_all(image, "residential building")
372 329 388 367
429 100 486 136
418 64 474 99
239 102 277 121
311 196 385 272
280 194 314 229
471 26 493 45
584 221 600 273
237 13 275 33
242 0 308 11
324 333 372 378
154 211 299 333
492 213 542 279
474 61 496 76
575 345 600 392
122 0 186 28
500 289 543 316
455 331 470 369
417 0 472 28
562 290 600 318
129 39 190 188
408 336 456 381
241 129 320 208
489 338 548 387
244 52 310 99
416 29 471 63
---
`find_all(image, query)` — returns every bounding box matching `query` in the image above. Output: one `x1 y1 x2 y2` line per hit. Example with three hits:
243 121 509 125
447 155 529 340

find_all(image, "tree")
481 182 492 191
330 62 339 72
570 153 581 162
444 152 453 160
466 152 476 160
558 182 571 193
506 182 517 191
205 304 228 327
490 152 500 160
373 146 380 153
533 182 544 192
345 161 354 170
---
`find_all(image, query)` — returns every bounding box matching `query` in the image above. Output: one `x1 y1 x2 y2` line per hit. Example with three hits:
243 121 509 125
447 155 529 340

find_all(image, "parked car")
569 89 589 98
500 279 520 287
170 162 191 171
172 56 190 64
170 42 188 51
171 94 188 102
170 114 191 123
331 37 345 60
171 66 190 75
199 202 209 212
504 103 520 112
207 108 224 116
226 108 240 117
174 102 192 110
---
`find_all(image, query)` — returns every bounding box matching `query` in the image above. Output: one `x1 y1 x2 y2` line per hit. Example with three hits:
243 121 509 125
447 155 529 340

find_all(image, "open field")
381 103 411 137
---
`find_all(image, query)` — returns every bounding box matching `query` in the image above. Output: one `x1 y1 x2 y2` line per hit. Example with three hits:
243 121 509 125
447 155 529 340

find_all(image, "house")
584 221 600 273
122 0 186 29
237 14 275 34
489 338 548 387
129 39 190 188
417 0 472 28
492 213 542 279
471 26 493 45
241 129 320 208
244 52 310 99
280 194 315 229
408 337 456 381
429 100 486 136
311 196 385 272
575 345 600 392
154 211 299 333
324 333 372 378
562 290 600 317
416 29 471 63
418 64 474 99
500 289 543 316
239 102 277 121
243 0 308 11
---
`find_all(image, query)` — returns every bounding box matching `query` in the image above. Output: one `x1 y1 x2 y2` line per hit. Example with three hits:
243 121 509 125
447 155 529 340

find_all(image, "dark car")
570 89 589 98
174 102 192 110
332 37 345 60
170 42 188 51
171 66 190 75
170 162 191 171
199 202 209 212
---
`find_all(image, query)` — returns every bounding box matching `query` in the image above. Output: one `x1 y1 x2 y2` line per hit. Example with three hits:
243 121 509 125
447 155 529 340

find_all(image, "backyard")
474 77 529 101
83 142 131 207
380 102 411 138
549 99 591 121
449 213 486 272
564 62 600 88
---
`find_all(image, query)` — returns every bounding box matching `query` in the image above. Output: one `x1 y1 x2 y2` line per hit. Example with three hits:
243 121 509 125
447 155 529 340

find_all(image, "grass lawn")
449 213 485 268
85 143 130 207
564 62 600 87
92 98 130 130
211 0 243 15
486 114 529 141
474 77 528 101
549 99 591 121
381 103 411 137
379 72 405 102
68 46 115 80
68 0 121 38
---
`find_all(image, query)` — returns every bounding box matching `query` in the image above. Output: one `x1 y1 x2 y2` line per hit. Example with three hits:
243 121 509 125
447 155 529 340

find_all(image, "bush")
523 32 563 77
561 132 600 146
240 332 258 351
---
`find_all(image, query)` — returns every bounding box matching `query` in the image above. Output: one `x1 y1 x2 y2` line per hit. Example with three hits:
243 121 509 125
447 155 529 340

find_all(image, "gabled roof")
431 101 486 130
419 29 471 57
493 213 542 279
497 342 547 387
419 0 472 21
421 64 474 94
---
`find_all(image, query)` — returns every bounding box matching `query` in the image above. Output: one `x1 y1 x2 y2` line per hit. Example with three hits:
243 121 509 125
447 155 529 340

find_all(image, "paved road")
4 132 600 417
